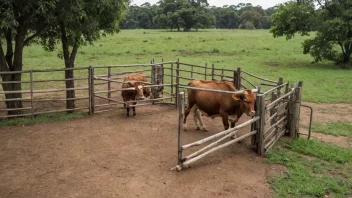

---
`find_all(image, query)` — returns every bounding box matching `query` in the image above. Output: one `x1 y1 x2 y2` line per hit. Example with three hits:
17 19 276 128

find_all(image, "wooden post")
251 85 261 150
175 60 180 107
211 64 215 80
255 94 266 155
191 65 193 79
277 77 283 97
295 81 303 138
236 68 241 90
221 68 224 81
177 92 185 165
288 83 298 137
89 66 95 115
30 70 34 119
171 63 174 103
108 66 111 103
233 70 237 89
157 64 163 99
204 63 207 80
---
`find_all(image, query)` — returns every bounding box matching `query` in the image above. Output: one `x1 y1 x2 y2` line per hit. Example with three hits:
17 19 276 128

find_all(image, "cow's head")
143 87 151 99
128 82 146 100
232 89 256 117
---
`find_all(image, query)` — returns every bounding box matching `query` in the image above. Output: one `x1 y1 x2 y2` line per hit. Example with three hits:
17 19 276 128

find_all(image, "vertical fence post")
277 77 283 97
236 68 242 90
251 85 261 150
157 64 163 100
255 94 266 155
30 70 34 119
108 66 111 104
295 81 303 138
288 83 298 138
191 65 193 79
211 64 215 80
161 58 165 99
151 64 157 100
204 63 207 80
233 70 237 89
89 66 95 115
221 68 224 81
175 60 180 107
177 92 185 166
171 63 174 103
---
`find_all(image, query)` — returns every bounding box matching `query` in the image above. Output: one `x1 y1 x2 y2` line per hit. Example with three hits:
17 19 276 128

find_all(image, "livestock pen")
0 59 306 171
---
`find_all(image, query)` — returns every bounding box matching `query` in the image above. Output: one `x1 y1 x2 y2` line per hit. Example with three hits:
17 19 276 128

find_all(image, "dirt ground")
0 102 351 198
0 105 273 198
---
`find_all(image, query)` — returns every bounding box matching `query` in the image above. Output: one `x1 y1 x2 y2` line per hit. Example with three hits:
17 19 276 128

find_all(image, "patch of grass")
310 121 352 137
267 139 352 198
0 112 87 127
285 138 352 163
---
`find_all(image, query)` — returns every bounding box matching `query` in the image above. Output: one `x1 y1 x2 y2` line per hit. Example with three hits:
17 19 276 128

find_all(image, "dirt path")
0 105 272 198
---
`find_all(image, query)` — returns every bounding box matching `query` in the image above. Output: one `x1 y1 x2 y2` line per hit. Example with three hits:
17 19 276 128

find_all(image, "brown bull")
183 80 256 131
121 73 151 118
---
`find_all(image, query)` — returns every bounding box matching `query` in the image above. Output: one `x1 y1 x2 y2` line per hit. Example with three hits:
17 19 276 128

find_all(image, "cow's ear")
232 94 241 101
127 82 133 87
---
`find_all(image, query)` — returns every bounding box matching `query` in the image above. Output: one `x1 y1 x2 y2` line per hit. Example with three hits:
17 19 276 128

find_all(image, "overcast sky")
131 0 289 9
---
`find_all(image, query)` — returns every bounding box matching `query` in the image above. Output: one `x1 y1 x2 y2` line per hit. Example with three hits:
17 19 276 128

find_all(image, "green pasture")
5 29 352 103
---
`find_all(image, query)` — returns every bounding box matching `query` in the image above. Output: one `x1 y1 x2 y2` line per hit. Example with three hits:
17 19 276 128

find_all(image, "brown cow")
121 73 151 118
183 80 256 131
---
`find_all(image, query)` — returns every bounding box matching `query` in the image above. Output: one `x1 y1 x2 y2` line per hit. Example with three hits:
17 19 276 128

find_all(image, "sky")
131 0 289 9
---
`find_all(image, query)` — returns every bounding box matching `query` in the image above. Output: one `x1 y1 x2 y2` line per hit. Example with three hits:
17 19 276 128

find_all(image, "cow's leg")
193 108 201 130
183 100 195 131
126 106 130 118
132 103 137 117
230 121 237 139
195 108 208 132
231 121 236 128
220 110 230 130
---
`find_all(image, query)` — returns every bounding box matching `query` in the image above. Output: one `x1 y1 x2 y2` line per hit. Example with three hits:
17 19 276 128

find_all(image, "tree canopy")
270 0 352 67
121 1 278 31
0 0 126 114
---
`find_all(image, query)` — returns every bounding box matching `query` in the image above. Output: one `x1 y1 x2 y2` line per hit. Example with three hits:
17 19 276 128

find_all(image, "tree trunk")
343 43 351 65
0 25 27 116
60 22 76 113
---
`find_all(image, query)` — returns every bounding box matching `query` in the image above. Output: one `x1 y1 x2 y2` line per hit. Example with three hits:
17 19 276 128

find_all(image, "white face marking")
137 85 143 90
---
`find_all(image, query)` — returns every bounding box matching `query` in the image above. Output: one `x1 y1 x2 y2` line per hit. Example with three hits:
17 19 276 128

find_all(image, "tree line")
120 1 278 31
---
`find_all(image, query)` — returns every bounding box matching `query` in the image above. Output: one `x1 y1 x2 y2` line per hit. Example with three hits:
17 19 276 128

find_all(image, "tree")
270 0 352 67
0 0 56 115
40 0 126 111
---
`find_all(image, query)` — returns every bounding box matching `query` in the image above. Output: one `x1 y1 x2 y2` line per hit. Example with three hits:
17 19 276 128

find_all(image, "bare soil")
1 101 351 198
0 105 272 198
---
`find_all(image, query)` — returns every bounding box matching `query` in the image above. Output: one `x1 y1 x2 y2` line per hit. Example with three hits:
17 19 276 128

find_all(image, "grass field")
20 29 352 103
267 139 352 197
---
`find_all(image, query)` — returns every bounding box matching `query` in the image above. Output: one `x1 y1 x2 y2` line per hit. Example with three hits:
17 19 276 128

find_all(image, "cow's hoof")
196 127 201 130
202 127 208 132
133 115 136 118
183 124 188 131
